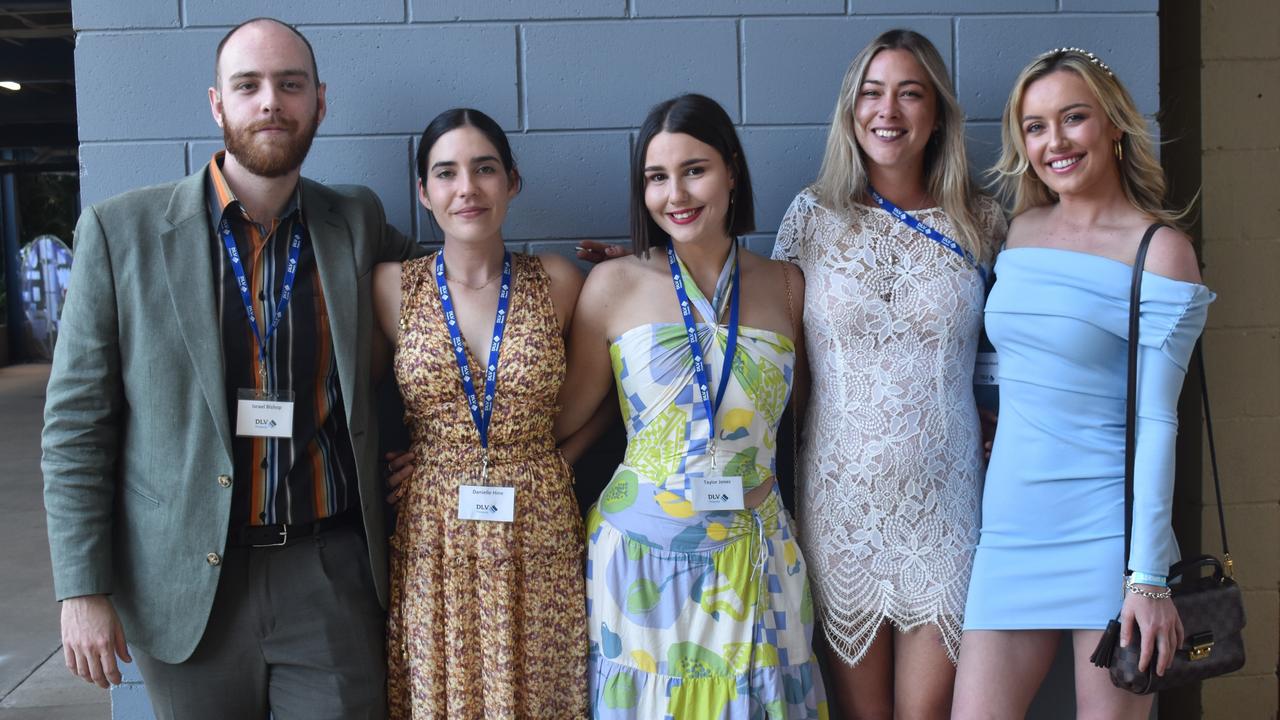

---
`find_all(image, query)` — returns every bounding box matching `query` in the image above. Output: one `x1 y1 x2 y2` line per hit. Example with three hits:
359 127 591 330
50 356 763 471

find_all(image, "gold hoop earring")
1113 139 1124 161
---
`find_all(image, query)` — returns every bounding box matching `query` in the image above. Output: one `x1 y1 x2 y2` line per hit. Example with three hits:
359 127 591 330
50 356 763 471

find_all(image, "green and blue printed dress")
586 248 829 719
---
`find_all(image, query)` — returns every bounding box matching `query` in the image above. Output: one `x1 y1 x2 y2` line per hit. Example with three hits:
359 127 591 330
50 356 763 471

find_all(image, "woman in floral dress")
373 108 588 719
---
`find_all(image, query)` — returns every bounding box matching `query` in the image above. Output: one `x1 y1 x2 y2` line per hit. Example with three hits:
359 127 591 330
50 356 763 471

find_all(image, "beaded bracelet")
1125 576 1174 600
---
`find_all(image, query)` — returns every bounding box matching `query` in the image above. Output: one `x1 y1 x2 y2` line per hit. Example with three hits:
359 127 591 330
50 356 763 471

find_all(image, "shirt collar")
207 150 303 232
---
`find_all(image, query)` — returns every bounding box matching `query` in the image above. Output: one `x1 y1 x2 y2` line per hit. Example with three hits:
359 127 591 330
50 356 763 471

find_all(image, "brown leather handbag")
1088 223 1247 694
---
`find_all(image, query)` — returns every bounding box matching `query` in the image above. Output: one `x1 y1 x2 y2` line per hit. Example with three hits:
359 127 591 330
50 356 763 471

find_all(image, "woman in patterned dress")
770 29 1006 718
371 108 588 719
555 93 827 719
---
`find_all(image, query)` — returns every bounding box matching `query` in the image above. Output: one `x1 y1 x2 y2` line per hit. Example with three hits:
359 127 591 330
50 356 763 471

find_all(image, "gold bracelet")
1124 576 1173 600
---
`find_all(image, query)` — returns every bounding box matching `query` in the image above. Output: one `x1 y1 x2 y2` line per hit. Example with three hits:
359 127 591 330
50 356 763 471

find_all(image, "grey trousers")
133 525 386 720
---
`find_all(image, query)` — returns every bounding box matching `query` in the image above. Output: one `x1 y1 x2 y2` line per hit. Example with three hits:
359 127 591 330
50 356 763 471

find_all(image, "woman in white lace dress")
771 29 1005 718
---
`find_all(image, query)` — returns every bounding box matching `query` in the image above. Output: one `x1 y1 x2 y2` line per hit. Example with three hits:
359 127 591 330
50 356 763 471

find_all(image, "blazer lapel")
304 183 359 424
160 171 233 461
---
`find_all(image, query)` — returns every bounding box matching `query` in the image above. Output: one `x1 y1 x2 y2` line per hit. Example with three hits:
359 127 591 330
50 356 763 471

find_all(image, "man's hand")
575 240 628 264
61 594 131 688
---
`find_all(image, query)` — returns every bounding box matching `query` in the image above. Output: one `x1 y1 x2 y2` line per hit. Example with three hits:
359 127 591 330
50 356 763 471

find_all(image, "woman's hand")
979 408 998 461
575 239 629 264
384 450 416 504
1119 588 1184 676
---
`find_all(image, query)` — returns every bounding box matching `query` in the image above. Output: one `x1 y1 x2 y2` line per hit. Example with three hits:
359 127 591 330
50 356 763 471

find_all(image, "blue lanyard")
434 250 513 477
666 242 740 463
868 186 988 285
219 217 305 384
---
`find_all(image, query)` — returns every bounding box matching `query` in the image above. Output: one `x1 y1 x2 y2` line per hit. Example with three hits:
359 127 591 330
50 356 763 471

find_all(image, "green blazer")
41 166 418 663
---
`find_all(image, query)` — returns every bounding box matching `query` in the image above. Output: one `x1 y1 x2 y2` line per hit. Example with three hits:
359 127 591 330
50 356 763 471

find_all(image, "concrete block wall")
73 0 1158 256
1197 0 1280 717
70 2 1162 718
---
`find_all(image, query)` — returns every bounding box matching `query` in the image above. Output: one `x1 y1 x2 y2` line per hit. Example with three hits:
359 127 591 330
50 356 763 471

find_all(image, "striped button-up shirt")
207 152 356 527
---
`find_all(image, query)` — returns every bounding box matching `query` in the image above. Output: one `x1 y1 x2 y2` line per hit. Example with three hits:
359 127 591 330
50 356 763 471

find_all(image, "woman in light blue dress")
953 50 1213 719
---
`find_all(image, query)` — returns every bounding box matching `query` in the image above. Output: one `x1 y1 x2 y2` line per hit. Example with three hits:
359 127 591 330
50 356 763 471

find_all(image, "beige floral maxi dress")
387 252 588 719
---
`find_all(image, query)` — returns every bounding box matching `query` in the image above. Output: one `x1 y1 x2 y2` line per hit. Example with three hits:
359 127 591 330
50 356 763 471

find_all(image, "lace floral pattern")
772 189 1006 664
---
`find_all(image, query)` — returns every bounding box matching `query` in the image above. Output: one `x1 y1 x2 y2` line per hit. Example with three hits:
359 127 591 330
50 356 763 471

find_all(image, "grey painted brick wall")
73 0 1159 249
70 2 1159 717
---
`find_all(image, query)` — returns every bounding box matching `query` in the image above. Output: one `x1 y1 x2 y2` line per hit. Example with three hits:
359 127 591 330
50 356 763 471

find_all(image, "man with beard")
42 17 417 718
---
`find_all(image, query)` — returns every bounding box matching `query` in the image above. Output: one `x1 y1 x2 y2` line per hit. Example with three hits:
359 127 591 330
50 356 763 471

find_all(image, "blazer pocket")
122 481 161 508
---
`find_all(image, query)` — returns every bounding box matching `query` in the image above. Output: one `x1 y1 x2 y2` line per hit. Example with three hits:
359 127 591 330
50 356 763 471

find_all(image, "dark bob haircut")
630 93 755 257
415 108 520 191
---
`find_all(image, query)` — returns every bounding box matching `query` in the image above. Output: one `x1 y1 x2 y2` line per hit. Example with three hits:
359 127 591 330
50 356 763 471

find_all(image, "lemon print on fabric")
719 408 753 443
784 538 800 573
601 470 639 514
655 489 695 519
630 649 657 674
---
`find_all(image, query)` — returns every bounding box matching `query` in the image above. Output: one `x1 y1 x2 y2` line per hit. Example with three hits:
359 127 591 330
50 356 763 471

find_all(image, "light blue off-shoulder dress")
964 247 1214 629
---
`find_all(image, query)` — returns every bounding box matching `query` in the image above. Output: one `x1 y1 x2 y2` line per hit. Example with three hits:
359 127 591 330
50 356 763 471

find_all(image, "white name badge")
235 389 295 438
974 351 999 386
457 485 516 522
691 475 745 512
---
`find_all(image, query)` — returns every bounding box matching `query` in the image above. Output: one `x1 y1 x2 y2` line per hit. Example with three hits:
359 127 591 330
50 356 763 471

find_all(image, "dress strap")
397 254 434 344
779 259 802 485
519 253 560 334
780 260 800 344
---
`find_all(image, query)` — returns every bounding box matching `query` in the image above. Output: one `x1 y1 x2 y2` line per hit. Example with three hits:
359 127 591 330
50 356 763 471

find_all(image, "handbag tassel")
1090 618 1121 668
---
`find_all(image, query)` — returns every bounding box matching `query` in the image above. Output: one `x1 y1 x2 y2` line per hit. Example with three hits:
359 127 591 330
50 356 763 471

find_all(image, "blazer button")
217 474 232 488
206 552 221 566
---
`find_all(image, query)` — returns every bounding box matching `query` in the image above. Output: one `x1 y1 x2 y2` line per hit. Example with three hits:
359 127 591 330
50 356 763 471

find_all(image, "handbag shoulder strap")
1124 224 1233 578
1123 223 1163 574
1197 337 1233 571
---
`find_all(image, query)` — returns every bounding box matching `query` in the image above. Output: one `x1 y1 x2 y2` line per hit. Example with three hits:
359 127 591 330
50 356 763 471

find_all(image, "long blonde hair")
813 28 990 264
991 49 1186 228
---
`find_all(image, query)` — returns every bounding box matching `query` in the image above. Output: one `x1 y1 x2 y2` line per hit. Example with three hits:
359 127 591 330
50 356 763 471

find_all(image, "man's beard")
222 112 319 178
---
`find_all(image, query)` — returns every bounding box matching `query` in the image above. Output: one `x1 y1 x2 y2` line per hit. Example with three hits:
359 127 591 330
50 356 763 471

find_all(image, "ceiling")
0 0 75 167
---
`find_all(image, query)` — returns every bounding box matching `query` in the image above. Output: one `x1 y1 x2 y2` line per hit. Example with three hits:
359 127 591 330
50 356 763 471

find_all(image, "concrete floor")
0 363 110 719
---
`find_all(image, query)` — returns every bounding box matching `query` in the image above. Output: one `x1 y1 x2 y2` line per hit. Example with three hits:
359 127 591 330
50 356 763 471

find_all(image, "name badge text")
457 485 516 522
691 475 746 512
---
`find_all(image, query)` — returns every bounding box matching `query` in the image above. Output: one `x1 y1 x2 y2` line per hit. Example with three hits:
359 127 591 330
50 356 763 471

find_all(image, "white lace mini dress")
772 189 1006 664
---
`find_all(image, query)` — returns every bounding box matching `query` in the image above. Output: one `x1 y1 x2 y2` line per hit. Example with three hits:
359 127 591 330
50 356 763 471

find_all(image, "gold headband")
1043 47 1114 77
